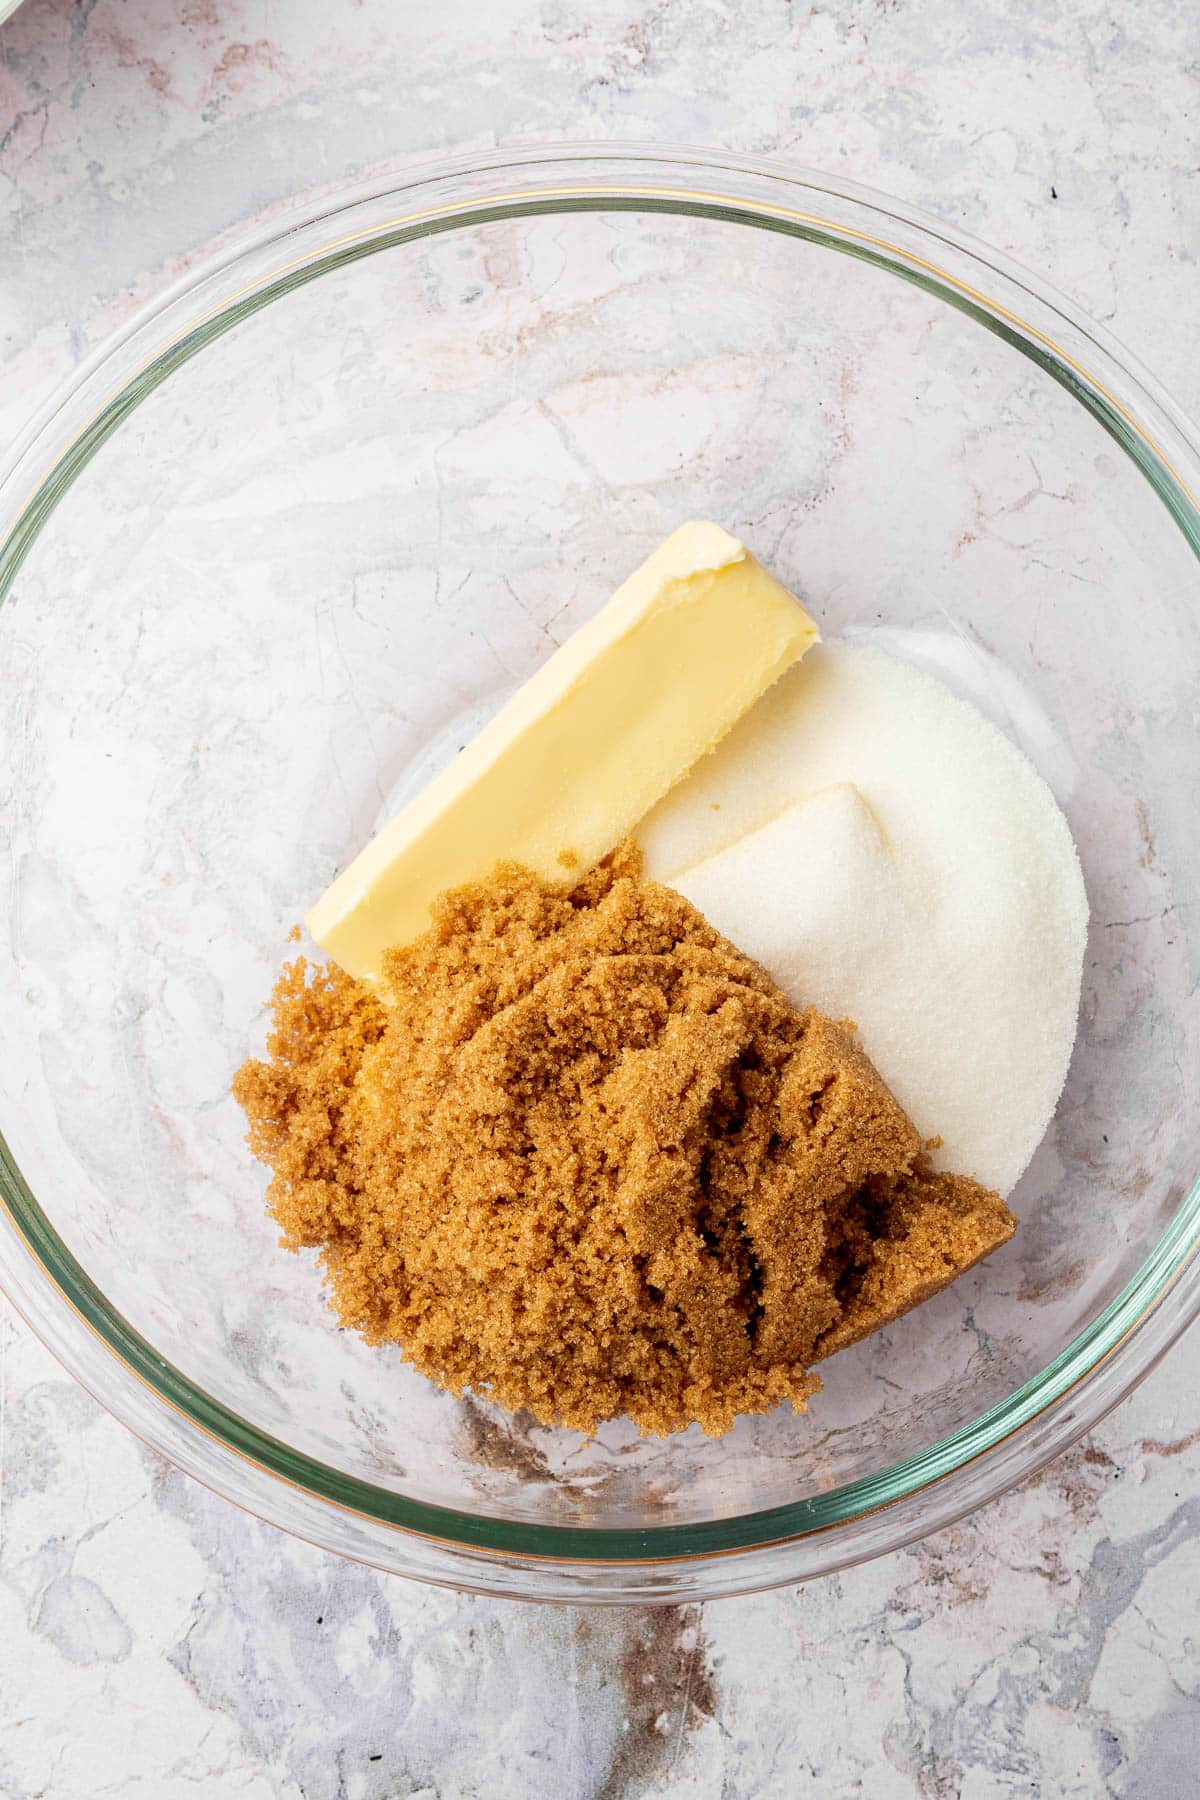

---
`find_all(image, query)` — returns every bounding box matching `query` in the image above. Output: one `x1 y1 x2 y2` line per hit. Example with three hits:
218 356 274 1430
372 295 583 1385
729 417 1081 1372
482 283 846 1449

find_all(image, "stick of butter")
308 522 819 981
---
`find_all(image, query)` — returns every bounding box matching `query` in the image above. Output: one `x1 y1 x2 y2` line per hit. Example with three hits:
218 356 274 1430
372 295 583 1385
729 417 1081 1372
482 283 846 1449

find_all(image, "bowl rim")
2 140 1198 1600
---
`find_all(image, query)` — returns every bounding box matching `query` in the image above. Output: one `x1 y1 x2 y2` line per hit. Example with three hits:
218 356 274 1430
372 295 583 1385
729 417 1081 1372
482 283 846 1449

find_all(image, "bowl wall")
1 150 1198 1596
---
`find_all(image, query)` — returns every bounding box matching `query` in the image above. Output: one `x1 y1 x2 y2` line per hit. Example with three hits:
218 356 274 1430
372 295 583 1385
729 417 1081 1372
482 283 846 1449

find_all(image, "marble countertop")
1 1 1198 1794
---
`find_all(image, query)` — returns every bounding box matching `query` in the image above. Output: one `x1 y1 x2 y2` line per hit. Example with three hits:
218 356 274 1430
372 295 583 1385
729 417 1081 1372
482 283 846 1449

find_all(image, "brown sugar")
233 844 1015 1437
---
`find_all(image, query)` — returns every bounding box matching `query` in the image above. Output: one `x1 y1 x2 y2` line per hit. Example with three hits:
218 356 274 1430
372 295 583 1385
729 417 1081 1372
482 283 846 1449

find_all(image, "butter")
308 522 819 981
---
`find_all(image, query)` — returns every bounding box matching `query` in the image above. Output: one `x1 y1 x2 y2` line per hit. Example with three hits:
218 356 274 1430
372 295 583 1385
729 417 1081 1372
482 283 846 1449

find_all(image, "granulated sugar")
639 640 1088 1195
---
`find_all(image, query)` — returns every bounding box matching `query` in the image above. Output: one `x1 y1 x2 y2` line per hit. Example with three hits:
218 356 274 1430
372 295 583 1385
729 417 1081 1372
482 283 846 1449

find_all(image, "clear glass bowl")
1 146 1198 1603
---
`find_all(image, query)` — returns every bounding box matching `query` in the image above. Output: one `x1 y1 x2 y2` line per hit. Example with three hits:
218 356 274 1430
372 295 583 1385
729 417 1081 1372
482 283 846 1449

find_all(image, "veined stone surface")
1 0 1197 1793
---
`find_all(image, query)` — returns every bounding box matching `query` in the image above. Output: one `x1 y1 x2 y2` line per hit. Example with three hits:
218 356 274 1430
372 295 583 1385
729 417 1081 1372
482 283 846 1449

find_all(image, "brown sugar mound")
233 844 1015 1437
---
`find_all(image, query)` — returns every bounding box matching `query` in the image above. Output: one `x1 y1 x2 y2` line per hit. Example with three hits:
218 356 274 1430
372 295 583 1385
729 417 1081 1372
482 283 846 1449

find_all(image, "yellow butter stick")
308 522 819 981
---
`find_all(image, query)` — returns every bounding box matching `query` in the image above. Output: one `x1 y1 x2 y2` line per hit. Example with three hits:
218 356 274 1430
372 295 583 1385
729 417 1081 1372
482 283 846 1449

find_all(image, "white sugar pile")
638 640 1088 1195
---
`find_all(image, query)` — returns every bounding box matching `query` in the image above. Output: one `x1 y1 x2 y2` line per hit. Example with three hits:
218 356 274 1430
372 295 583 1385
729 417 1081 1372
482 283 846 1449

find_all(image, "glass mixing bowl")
1 146 1198 1603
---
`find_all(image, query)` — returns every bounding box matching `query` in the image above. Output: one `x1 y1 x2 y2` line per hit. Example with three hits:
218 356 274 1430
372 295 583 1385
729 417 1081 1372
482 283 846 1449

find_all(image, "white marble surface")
1 0 1198 1793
